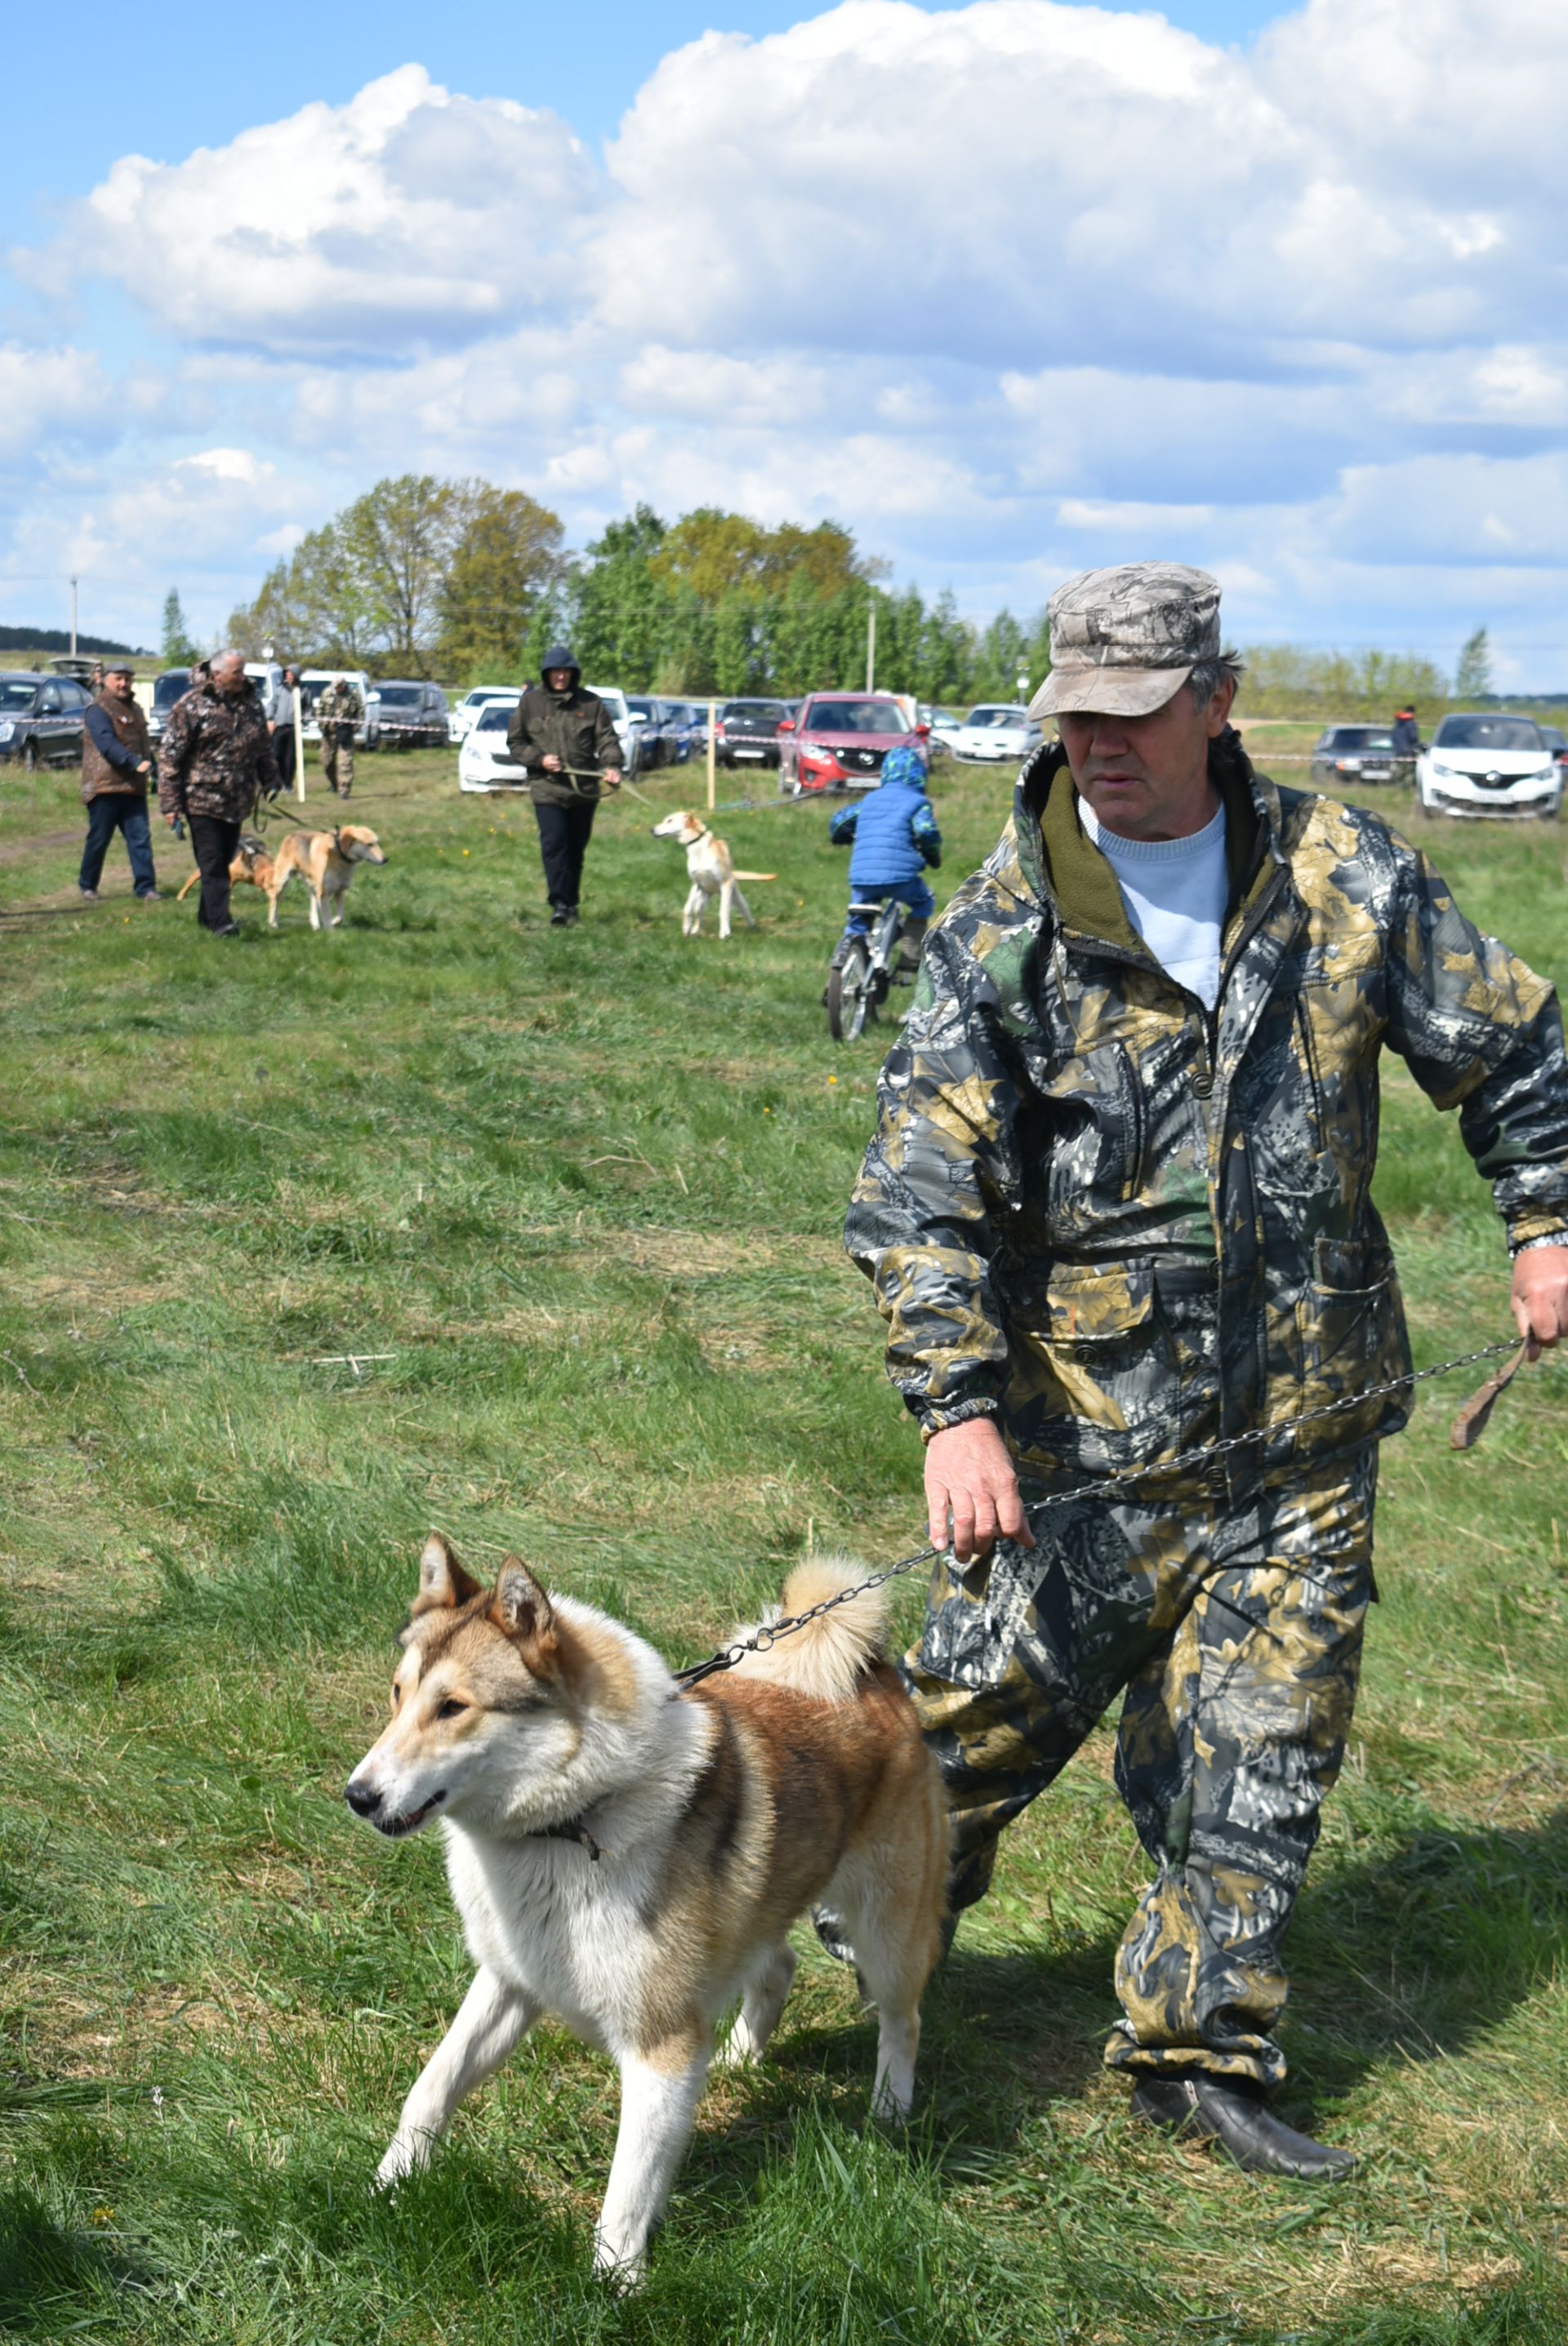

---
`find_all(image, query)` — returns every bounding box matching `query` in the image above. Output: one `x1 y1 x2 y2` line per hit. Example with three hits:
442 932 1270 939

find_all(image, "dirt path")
0 828 78 865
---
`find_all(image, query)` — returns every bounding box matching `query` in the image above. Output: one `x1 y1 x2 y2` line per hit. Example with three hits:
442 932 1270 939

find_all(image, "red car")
777 693 929 794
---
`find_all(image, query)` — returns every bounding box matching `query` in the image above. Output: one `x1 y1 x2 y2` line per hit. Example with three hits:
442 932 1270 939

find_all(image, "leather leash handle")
1449 1339 1530 1450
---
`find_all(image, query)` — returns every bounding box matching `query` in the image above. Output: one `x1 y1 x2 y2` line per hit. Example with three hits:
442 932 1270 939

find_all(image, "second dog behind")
266 824 387 930
174 831 273 904
651 809 775 939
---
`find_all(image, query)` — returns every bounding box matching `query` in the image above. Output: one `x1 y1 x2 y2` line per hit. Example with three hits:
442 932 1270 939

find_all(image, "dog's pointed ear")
492 1556 558 1664
412 1532 480 1617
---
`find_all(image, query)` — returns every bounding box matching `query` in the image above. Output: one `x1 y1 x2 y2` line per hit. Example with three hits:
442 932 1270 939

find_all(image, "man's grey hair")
1187 652 1245 707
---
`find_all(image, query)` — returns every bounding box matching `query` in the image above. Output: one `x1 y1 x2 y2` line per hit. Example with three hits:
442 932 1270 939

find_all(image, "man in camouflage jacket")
317 677 363 797
844 564 1568 2180
158 652 275 934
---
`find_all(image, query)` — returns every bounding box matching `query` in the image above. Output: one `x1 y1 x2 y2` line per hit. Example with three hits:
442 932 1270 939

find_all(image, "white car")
448 686 521 745
581 683 639 773
952 703 1042 763
1417 713 1562 819
457 700 527 793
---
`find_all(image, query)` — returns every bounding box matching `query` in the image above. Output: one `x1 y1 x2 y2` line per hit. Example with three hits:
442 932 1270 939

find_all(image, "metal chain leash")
671 1337 1524 1688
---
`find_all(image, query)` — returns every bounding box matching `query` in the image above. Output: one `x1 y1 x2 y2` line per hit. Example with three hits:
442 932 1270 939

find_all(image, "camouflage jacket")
317 681 363 738
157 676 274 823
845 732 1568 1496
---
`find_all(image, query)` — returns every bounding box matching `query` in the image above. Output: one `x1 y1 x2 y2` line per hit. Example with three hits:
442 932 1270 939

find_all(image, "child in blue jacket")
828 743 941 966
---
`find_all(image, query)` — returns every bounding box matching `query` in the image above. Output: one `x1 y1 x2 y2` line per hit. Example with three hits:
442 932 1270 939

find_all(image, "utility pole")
69 578 78 658
866 602 876 694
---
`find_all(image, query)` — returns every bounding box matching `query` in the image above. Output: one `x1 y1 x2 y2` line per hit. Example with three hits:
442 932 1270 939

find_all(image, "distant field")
2 745 1567 2344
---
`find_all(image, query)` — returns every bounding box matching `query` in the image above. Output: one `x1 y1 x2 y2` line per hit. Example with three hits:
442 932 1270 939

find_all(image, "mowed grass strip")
2 748 1567 2343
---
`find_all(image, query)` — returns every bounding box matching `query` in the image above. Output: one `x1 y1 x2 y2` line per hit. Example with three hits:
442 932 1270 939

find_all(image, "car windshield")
0 678 38 711
1434 716 1544 751
376 685 422 707
1541 728 1566 751
153 671 190 707
806 700 905 734
964 706 1027 728
723 701 788 723
475 707 514 733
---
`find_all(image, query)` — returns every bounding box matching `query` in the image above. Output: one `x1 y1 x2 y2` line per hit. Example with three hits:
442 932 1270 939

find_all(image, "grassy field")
2 744 1567 2344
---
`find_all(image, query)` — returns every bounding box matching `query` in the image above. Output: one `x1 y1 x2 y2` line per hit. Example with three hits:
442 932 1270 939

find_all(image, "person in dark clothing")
506 647 623 925
1391 707 1422 783
157 649 275 935
79 661 159 903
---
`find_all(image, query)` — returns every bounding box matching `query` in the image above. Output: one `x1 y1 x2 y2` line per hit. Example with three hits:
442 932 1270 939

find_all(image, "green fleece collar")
1022 731 1268 951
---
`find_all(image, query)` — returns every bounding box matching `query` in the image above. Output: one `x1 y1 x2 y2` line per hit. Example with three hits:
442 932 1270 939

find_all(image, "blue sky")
4 0 1567 685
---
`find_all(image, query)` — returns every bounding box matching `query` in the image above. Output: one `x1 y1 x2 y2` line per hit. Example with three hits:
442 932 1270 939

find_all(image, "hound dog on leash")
175 832 274 904
265 825 387 930
650 809 775 939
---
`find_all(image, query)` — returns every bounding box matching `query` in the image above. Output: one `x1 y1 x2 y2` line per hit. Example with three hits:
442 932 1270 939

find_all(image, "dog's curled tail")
728 1554 886 1703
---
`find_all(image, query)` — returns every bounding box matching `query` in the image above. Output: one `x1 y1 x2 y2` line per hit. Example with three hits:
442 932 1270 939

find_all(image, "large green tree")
437 485 564 685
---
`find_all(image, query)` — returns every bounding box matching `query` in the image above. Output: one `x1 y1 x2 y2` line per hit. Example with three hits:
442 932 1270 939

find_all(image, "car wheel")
22 738 38 774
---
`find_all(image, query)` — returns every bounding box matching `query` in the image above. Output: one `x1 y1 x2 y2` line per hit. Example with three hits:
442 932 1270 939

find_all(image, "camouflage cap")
1029 563 1222 720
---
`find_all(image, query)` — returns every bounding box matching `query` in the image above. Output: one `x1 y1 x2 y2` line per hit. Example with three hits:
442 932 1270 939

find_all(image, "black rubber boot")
1130 2070 1356 2181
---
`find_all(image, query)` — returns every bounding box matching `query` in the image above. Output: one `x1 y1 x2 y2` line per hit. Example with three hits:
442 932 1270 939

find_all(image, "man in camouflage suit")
317 676 363 797
157 650 275 935
844 563 1568 2179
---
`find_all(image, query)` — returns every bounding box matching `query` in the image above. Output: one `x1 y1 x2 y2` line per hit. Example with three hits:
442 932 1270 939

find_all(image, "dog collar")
536 1815 601 1861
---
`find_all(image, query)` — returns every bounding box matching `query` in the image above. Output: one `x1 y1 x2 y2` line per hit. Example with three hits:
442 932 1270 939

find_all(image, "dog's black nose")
345 1779 381 1818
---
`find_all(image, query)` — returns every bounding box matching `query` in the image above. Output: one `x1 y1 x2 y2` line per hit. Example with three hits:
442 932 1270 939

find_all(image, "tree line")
225 476 1051 702
224 470 1473 716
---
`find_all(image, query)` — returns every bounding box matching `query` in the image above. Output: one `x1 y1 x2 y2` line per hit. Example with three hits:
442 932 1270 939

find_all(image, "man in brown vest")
79 660 160 903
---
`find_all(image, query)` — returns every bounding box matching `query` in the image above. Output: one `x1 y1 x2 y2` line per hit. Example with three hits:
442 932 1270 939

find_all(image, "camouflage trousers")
320 730 354 795
905 1447 1377 2087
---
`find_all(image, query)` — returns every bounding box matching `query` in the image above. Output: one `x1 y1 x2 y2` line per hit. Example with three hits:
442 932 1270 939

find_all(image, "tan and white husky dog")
345 1535 948 2283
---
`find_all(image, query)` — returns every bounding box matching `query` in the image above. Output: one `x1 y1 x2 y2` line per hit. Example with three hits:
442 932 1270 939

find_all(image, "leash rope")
671 1337 1526 1688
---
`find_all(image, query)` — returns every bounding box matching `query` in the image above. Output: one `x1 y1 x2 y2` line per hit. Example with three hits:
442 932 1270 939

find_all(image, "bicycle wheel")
826 938 874 1041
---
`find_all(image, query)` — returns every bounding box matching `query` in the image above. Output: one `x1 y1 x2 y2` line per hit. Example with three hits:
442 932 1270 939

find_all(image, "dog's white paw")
592 2232 648 2293
374 2135 424 2191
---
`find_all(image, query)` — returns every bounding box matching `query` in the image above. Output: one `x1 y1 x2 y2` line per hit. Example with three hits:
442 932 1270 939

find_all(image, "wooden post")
294 683 305 804
866 602 876 693
706 698 717 811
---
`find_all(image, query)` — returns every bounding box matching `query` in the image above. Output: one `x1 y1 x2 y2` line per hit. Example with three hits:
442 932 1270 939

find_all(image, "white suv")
1417 713 1562 819
582 684 639 773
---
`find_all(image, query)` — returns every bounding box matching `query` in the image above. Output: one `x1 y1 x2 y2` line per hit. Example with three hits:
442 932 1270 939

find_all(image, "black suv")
371 680 449 748
1308 725 1399 790
715 698 792 769
0 671 95 769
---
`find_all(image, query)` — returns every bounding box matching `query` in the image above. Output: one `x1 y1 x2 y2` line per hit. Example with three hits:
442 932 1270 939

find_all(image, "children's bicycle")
826 896 910 1041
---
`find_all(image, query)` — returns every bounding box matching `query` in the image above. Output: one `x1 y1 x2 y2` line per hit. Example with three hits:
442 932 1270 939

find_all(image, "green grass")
2 748 1568 2343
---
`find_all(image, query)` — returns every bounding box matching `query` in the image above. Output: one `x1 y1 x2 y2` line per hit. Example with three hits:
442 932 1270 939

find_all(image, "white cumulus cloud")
53 65 595 357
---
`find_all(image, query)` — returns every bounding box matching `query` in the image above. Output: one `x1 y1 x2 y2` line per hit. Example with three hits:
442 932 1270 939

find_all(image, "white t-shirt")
1080 797 1228 1010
